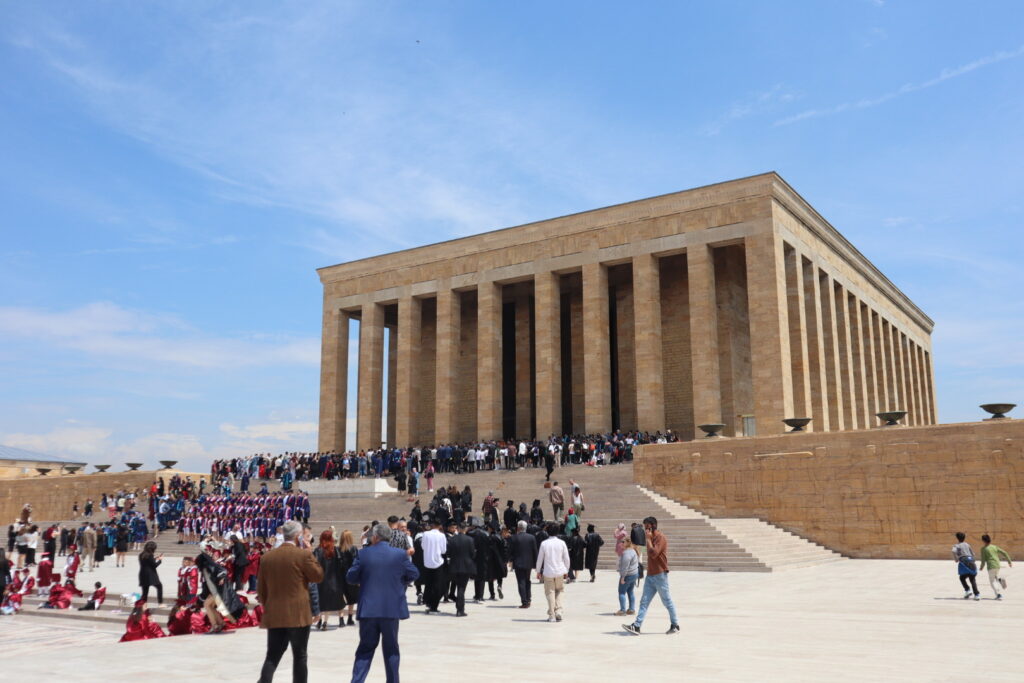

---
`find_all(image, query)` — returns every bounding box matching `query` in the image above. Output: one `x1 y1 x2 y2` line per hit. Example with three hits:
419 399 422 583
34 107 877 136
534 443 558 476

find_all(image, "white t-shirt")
421 528 448 569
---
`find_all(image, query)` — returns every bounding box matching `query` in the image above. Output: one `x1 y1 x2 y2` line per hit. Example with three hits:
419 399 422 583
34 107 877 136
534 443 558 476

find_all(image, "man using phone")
622 517 679 636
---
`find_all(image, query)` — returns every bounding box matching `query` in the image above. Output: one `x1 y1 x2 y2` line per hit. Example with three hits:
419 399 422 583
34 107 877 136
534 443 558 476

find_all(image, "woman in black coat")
137 541 164 607
312 530 346 630
566 528 586 583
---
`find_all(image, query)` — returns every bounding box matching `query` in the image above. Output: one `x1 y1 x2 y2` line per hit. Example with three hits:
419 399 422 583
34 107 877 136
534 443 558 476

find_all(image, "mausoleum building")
317 173 935 452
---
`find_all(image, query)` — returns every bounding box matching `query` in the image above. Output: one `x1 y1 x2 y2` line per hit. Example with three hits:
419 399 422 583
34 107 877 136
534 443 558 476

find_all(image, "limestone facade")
317 173 936 451
632 420 1024 559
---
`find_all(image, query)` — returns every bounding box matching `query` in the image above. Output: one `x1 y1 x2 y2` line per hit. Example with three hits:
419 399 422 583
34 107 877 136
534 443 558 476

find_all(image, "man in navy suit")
346 523 419 683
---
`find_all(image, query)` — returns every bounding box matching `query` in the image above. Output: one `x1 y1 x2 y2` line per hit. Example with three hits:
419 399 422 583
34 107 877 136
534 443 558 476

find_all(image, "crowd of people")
209 429 680 492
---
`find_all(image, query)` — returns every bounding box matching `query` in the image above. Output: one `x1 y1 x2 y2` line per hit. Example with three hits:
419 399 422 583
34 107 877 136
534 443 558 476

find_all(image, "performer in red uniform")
78 582 107 611
177 556 199 605
120 599 167 642
36 553 54 596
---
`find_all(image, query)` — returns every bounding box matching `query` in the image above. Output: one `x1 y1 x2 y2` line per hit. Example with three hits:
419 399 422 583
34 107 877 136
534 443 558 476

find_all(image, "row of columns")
319 231 934 452
785 245 936 432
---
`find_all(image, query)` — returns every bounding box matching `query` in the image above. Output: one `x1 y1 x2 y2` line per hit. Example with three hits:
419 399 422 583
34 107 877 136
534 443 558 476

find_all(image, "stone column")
356 302 385 451
534 270 562 439
860 303 879 419
434 286 460 444
924 350 938 423
820 271 845 430
803 261 829 431
836 287 859 429
395 295 421 447
688 244 722 436
910 341 924 426
514 286 533 438
582 261 612 434
872 312 890 414
895 329 911 424
386 324 397 446
881 319 898 412
318 308 349 452
633 253 665 433
745 230 794 436
785 248 812 423
477 280 503 440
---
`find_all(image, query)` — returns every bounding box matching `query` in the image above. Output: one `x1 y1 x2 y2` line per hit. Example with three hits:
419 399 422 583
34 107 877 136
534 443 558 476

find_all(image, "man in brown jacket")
257 520 324 683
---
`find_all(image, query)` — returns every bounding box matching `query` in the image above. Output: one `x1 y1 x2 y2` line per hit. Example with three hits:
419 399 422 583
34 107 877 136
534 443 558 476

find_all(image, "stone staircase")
40 462 843 572
638 484 845 571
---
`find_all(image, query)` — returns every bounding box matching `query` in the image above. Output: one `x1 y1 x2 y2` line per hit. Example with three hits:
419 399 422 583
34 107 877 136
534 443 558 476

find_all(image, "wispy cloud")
0 301 318 369
775 44 1024 126
10 6 597 259
702 85 798 136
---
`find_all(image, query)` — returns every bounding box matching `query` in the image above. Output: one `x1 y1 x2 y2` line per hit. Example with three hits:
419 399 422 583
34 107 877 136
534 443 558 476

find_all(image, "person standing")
952 531 981 601
584 524 605 582
623 516 679 635
630 522 647 578
445 520 476 617
346 523 419 683
420 517 447 614
979 534 1012 600
81 524 97 572
614 537 639 616
535 523 570 623
257 520 324 683
548 482 564 520
313 530 346 630
138 541 165 608
509 521 538 609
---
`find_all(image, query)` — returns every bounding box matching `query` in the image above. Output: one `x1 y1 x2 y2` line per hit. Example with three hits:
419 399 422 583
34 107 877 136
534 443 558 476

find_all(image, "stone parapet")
1 469 207 525
634 420 1024 559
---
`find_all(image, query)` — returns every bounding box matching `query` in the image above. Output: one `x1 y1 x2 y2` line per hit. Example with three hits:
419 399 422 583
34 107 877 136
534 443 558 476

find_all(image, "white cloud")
1 425 112 460
702 85 798 136
114 433 207 464
775 44 1024 126
219 421 317 442
0 301 318 369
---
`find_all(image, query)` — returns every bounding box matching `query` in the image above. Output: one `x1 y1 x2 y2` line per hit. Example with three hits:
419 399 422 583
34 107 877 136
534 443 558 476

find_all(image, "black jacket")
508 531 538 570
468 527 491 579
138 553 162 586
446 533 476 576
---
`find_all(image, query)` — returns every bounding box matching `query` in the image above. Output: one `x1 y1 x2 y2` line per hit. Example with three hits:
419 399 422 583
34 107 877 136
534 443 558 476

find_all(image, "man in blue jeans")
623 516 679 635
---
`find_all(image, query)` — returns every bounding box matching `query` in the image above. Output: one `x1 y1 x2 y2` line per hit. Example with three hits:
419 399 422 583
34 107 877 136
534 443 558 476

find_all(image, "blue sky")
1 1 1022 472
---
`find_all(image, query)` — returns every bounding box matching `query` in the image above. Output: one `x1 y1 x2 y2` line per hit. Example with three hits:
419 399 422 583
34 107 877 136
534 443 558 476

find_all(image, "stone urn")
980 403 1016 419
125 462 143 471
35 467 52 476
63 465 82 475
94 464 111 473
876 410 907 427
782 417 812 432
159 460 178 470
698 423 726 438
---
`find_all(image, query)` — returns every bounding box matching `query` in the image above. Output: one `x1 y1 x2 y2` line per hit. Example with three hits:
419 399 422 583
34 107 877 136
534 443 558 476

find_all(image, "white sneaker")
963 592 972 599
547 616 556 622
973 594 981 601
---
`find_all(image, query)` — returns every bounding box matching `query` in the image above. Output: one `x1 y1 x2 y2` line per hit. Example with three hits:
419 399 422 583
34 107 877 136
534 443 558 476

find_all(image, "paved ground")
2 559 1021 681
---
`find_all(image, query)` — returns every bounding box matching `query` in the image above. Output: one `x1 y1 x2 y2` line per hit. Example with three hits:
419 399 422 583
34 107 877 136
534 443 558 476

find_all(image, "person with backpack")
952 531 980 600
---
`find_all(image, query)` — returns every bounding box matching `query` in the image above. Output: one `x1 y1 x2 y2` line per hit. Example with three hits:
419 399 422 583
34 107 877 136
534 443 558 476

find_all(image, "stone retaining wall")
1 469 206 525
634 420 1024 558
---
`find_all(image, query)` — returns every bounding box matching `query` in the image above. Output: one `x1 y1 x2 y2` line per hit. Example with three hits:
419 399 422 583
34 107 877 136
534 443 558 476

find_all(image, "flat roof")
0 444 87 466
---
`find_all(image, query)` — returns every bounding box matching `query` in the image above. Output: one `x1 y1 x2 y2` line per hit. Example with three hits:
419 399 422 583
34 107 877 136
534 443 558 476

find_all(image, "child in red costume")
120 599 167 642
